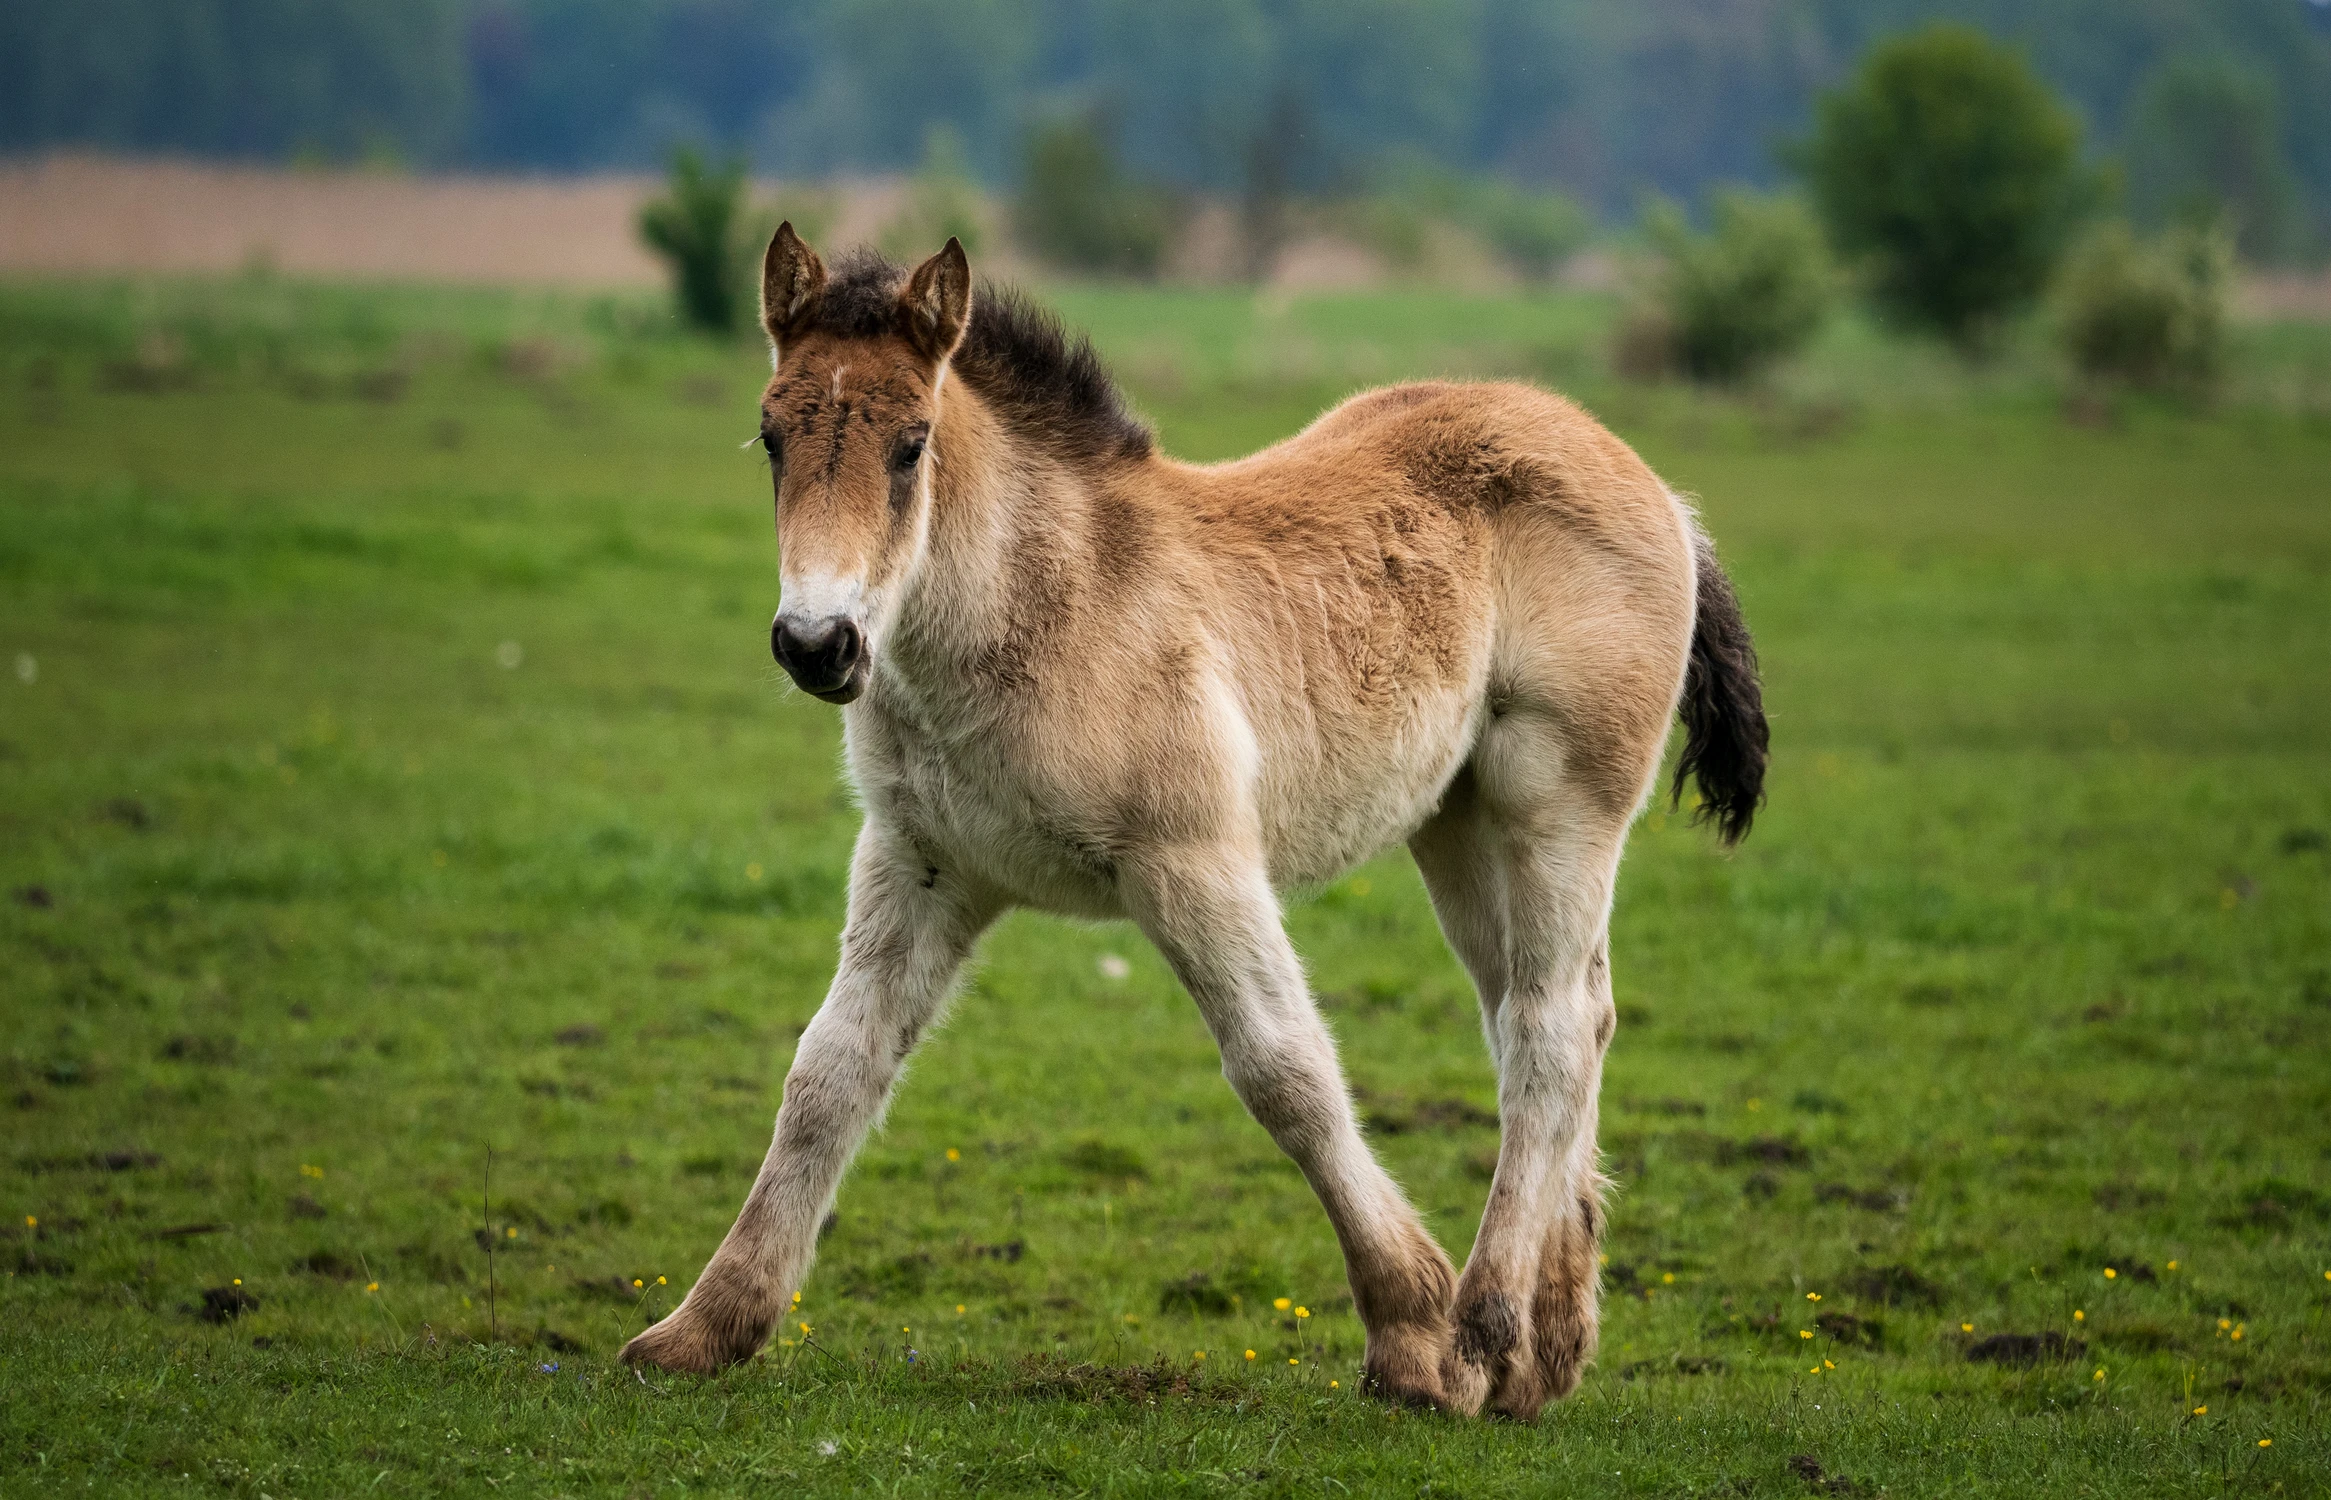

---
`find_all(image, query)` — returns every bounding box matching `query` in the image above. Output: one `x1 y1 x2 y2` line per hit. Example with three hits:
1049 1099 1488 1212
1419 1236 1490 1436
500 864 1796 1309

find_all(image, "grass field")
3 274 2329 1497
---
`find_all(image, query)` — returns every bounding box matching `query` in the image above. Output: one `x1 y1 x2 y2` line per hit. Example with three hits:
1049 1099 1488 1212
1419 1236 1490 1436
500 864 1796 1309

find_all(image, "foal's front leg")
1125 848 1460 1409
622 825 995 1373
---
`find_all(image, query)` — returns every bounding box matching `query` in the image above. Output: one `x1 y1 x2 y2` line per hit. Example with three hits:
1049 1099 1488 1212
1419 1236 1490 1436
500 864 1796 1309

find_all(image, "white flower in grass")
1097 953 1131 981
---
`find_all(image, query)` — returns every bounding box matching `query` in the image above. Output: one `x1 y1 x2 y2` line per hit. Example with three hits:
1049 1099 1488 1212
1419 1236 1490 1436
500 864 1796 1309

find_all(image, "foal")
621 227 1768 1420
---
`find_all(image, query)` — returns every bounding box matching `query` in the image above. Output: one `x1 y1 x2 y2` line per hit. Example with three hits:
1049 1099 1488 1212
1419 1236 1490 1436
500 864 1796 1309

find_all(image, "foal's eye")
760 431 782 465
891 436 927 471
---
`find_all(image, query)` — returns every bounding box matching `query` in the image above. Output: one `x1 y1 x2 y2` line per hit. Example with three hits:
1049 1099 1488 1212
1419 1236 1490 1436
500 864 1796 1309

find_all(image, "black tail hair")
1671 531 1768 845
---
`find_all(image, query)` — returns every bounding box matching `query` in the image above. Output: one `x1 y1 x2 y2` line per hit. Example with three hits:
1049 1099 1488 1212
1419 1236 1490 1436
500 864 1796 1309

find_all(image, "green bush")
1361 160 1591 281
638 149 752 335
2056 223 2228 393
1801 25 2089 350
1014 115 1178 277
1623 191 1834 384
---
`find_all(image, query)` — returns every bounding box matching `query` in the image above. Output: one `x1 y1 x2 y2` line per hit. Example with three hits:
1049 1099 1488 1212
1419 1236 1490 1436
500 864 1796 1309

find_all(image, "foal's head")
756 224 970 704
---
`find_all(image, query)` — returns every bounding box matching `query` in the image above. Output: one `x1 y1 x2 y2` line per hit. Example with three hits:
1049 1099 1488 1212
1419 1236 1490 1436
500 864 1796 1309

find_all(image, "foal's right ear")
761 222 826 351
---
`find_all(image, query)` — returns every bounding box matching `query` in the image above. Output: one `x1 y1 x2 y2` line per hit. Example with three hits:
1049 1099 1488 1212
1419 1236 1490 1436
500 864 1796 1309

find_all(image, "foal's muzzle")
771 612 866 704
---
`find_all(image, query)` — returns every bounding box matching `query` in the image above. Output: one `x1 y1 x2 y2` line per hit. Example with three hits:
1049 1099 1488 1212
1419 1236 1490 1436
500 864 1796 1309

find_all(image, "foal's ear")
898 238 972 365
761 222 827 350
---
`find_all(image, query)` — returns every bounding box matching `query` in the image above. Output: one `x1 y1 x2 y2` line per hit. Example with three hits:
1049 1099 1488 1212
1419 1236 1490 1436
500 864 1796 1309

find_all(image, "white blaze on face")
777 572 868 632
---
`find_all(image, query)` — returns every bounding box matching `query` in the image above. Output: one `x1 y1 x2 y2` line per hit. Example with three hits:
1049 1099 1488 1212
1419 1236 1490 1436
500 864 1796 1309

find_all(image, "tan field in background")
0 154 905 287
1 152 2326 313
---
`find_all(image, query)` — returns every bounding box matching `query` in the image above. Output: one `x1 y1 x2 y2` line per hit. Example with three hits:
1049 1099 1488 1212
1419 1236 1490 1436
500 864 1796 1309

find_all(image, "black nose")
771 613 863 693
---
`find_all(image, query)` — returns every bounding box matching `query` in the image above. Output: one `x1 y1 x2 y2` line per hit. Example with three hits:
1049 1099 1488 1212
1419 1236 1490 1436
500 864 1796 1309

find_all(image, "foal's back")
1133 379 1697 884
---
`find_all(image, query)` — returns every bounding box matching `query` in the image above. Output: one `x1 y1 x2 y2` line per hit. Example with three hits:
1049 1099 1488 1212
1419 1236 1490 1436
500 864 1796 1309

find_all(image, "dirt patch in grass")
1356 1087 1498 1135
1815 1183 1909 1211
1815 1311 1884 1348
1966 1331 2084 1367
18 1149 162 1174
1157 1272 1241 1316
1008 1355 1214 1405
195 1286 258 1323
1620 1354 1726 1378
2217 1179 2329 1229
292 1250 360 1280
1844 1264 1944 1307
1060 1139 1149 1180
1717 1136 1811 1167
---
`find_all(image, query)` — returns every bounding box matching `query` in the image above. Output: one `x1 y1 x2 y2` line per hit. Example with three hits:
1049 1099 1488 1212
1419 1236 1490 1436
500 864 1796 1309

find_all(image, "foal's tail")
1670 527 1768 846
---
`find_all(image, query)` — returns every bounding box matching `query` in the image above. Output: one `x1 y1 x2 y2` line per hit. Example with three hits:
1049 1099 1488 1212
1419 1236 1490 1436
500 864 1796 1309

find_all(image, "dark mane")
803 248 1154 465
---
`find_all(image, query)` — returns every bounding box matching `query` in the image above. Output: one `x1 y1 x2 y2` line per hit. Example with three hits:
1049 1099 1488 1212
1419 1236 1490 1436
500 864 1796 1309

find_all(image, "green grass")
2 275 2328 1497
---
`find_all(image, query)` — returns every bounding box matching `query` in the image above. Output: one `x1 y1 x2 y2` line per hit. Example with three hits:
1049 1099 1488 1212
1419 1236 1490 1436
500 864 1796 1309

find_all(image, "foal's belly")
1256 682 1484 889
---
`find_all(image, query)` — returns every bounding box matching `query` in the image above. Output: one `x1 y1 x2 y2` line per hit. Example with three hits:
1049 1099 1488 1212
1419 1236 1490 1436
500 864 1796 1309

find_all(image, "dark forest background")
5 0 2330 257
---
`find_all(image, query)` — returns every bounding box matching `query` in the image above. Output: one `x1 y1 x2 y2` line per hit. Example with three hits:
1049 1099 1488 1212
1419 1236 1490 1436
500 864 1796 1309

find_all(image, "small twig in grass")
356 1250 407 1346
484 1143 497 1345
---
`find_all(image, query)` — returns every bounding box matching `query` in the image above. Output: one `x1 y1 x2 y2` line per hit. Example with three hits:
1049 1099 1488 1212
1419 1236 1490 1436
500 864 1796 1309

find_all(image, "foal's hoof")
619 1311 749 1375
1363 1321 1467 1414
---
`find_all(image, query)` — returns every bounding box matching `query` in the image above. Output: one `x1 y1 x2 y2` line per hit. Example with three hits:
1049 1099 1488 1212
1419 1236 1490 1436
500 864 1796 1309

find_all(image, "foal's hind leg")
622 822 996 1373
1411 764 1630 1419
1123 847 1459 1409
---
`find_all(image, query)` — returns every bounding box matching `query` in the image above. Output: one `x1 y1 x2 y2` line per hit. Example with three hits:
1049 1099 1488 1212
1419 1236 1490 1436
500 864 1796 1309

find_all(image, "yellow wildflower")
2073 1310 2084 1322
656 1276 666 1286
1961 1323 1973 1333
946 1148 960 1162
367 1282 380 1293
1274 1298 1291 1311
1805 1292 1820 1302
2193 1406 2207 1416
2259 1439 2271 1448
1295 1306 1310 1319
1244 1349 1256 1361
1799 1330 1813 1340
2103 1268 2117 1279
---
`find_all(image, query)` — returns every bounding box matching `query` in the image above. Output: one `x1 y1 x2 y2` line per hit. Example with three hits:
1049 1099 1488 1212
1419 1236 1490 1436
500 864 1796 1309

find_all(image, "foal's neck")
888 378 1101 693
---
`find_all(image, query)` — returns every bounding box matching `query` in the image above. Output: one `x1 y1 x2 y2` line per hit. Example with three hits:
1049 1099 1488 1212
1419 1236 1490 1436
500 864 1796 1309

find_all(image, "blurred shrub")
1015 114 1178 277
2126 57 2300 264
1360 160 1591 281
1620 192 1833 384
638 148 753 335
640 147 827 336
1801 25 2089 350
881 125 987 260
2056 223 2228 393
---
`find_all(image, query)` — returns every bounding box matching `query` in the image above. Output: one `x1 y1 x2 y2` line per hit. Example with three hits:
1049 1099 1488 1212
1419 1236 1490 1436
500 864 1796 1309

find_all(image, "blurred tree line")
4 0 2329 260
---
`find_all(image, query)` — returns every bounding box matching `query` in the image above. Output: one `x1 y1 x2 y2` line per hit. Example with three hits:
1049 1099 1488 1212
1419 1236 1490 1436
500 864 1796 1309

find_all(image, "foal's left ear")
898 238 972 365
